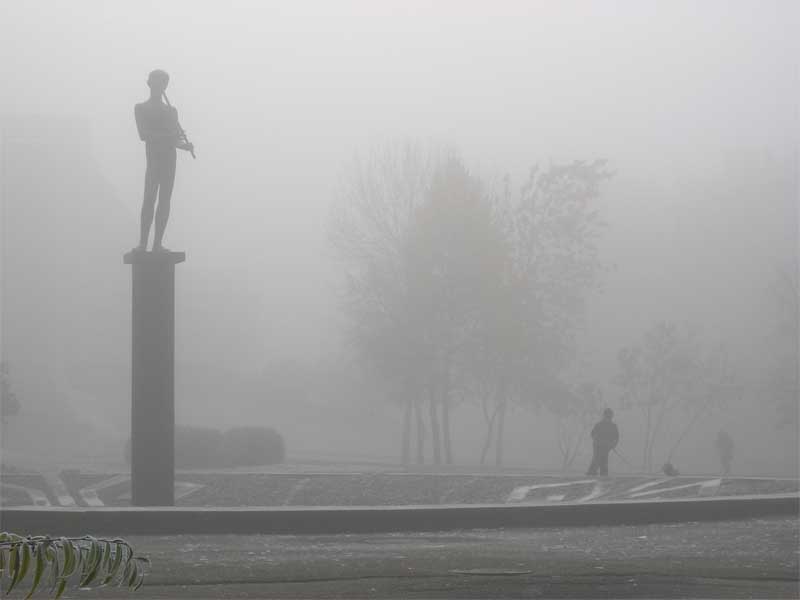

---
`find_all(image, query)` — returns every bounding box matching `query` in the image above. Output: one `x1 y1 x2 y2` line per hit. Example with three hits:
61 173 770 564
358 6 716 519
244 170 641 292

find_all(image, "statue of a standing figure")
134 69 194 252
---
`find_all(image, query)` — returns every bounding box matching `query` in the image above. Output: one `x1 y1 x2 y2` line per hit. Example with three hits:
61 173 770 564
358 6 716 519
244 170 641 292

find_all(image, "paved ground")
57 517 798 599
4 469 797 507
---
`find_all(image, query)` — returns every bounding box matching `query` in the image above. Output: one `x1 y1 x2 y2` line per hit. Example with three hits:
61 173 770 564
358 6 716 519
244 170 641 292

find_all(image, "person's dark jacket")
591 419 619 451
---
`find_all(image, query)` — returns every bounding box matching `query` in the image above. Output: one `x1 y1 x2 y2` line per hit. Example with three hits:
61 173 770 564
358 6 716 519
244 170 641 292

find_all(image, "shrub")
219 427 285 467
124 426 224 469
174 426 225 469
124 426 285 468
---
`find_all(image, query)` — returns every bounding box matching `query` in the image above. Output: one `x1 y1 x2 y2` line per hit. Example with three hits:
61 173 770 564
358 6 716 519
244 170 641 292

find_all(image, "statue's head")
603 408 614 420
147 69 170 94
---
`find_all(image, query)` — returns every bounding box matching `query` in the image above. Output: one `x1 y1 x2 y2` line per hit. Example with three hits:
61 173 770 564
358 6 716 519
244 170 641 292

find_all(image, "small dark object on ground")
662 462 680 476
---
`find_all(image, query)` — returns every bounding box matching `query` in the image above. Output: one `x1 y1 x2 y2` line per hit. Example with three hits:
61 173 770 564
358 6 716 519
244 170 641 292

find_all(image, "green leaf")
19 542 31 582
46 546 59 593
24 545 45 600
79 538 105 589
101 540 112 576
0 546 6 575
91 542 104 581
102 543 125 586
61 538 76 578
8 540 31 594
91 539 103 573
79 555 100 588
82 537 98 580
7 544 19 595
126 559 139 589
121 559 134 588
133 564 146 591
53 578 67 600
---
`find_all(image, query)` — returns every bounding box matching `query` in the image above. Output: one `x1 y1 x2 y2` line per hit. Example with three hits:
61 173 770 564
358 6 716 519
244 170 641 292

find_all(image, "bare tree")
764 265 799 427
330 142 437 464
485 161 612 465
0 361 21 452
332 147 611 468
615 322 737 472
549 382 603 471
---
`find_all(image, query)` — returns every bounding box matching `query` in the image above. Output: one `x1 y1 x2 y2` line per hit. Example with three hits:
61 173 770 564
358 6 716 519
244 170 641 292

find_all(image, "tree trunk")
667 405 707 461
643 405 652 472
556 417 569 471
429 385 442 465
414 399 425 464
566 423 589 471
442 386 453 465
494 398 507 468
441 357 453 465
480 405 496 466
401 397 412 466
560 443 570 472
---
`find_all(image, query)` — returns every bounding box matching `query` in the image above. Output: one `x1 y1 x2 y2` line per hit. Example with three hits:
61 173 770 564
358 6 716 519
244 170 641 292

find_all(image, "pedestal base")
123 250 185 506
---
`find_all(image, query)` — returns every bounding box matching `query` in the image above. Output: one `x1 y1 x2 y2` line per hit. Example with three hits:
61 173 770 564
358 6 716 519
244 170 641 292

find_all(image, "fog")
1 1 797 476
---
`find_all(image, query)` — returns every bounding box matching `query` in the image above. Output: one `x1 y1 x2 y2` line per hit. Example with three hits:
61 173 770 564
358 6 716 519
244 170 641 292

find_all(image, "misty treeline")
0 362 21 450
328 142 797 471
764 265 799 429
330 143 610 467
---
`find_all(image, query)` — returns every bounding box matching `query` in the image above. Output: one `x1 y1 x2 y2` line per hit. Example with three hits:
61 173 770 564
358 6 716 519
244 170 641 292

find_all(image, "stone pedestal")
123 250 185 506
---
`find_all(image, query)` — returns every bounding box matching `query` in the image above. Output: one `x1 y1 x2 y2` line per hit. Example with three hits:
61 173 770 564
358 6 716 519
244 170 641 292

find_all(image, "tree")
1 362 21 458
549 382 603 471
1 362 20 421
663 343 739 462
405 156 509 465
615 321 738 472
0 533 149 598
332 146 612 467
764 265 799 427
330 142 437 464
479 160 612 465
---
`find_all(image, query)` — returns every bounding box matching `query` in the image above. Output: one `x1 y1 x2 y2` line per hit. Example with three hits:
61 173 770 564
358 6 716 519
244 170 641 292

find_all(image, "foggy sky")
1 1 797 472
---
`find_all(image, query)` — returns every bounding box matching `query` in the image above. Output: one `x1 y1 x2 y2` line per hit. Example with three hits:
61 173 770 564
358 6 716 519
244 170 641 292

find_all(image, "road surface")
62 516 798 598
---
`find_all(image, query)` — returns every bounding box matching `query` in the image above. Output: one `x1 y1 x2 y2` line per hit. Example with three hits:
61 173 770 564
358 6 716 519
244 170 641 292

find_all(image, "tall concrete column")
123 250 185 506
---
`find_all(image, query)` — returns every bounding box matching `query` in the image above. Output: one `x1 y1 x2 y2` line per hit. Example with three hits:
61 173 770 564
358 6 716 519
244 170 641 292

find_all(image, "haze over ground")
0 1 797 474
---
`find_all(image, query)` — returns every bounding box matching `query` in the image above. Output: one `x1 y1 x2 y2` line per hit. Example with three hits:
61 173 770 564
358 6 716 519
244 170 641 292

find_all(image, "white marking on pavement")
698 478 722 496
1 483 51 507
626 478 670 494
175 481 204 500
576 480 610 502
507 480 595 502
79 474 129 507
43 473 77 506
628 479 722 498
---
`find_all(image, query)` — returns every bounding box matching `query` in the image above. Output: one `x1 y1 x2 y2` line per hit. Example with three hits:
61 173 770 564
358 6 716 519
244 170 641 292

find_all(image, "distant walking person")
134 69 194 252
715 429 734 476
586 408 619 477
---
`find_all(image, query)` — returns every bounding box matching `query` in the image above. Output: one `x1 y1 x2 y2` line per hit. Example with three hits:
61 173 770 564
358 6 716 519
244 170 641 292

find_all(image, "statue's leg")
139 163 159 249
153 153 177 249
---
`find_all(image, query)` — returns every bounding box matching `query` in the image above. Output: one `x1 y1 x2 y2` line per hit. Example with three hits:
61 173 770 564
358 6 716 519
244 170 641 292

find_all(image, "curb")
2 494 797 536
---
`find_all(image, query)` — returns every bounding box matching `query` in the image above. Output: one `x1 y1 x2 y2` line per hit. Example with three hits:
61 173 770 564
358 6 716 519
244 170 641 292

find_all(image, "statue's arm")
171 107 194 153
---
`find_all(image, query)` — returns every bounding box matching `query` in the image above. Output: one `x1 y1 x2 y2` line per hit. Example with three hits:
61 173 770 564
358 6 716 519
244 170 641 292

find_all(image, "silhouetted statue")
586 408 619 477
715 429 734 476
134 69 194 252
